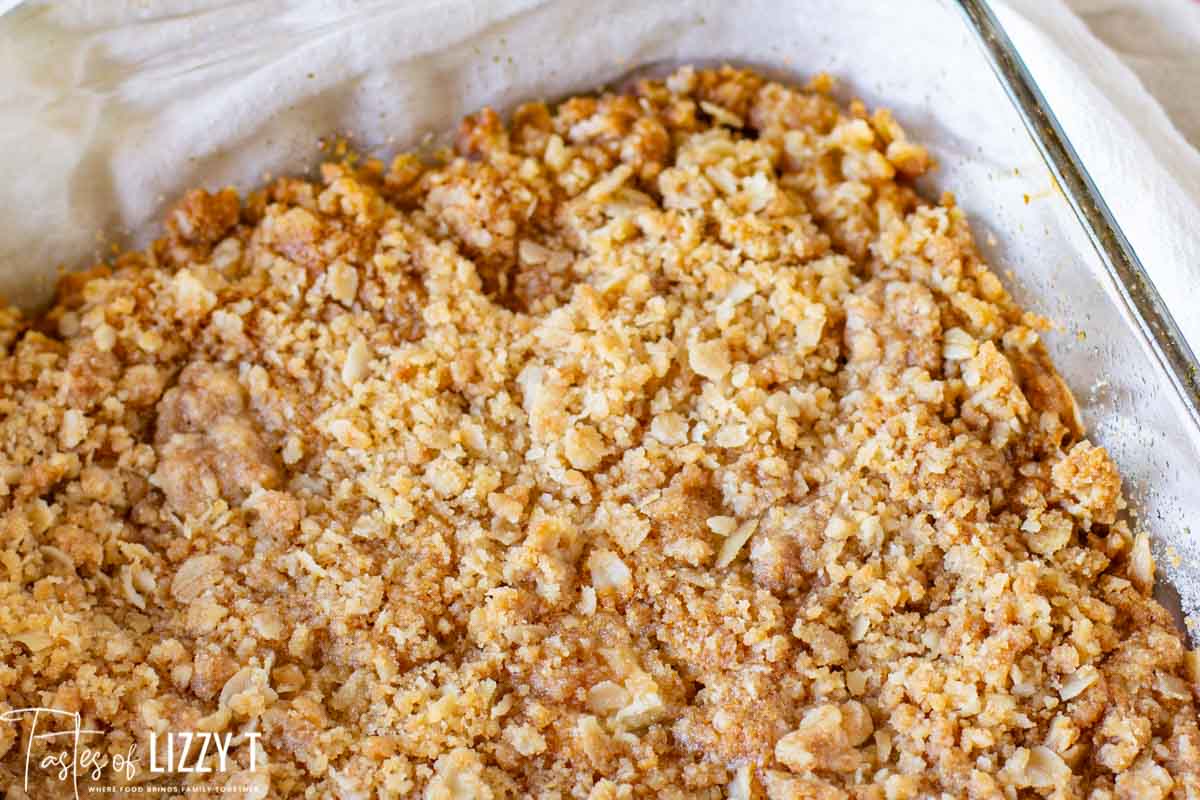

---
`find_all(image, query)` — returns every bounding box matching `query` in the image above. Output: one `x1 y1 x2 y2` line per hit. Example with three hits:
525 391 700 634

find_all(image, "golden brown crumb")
0 65 1196 799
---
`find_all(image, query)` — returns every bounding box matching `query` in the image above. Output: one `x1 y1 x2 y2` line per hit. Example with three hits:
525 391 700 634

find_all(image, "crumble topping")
1 65 1197 799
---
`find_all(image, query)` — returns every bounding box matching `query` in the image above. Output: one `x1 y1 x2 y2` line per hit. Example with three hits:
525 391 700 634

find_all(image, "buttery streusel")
1 65 1197 799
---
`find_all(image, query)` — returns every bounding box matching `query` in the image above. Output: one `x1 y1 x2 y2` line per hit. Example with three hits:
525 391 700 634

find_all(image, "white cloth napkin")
1067 0 1200 150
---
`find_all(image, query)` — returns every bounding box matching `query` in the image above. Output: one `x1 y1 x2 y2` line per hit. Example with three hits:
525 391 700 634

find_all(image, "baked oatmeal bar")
1 65 1197 799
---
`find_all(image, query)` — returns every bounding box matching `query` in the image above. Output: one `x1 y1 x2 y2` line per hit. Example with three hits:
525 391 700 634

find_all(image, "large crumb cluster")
1 66 1198 799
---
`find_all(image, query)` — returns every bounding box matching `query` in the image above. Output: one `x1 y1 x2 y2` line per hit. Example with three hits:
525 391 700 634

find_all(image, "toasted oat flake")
0 65 1195 798
170 554 222 603
699 99 744 128
589 549 632 591
1130 532 1156 591
327 260 359 305
341 335 372 386
688 338 731 381
715 519 758 569
1059 664 1100 700
1000 746 1072 789
59 408 88 448
706 515 737 537
173 268 218 316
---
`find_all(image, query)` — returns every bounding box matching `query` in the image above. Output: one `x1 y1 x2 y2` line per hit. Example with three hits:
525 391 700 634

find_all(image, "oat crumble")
1 65 1198 799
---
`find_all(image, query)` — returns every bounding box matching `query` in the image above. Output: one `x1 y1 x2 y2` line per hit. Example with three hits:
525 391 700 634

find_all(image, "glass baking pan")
1 0 1197 639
